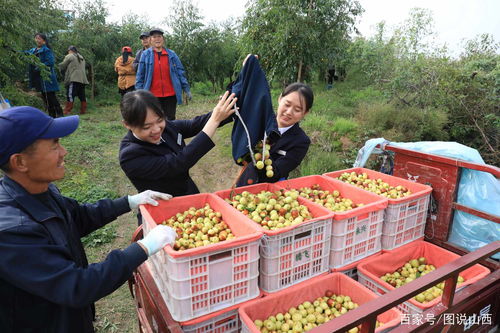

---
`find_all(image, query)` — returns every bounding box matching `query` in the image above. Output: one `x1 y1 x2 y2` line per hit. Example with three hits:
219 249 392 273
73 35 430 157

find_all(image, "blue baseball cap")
0 106 79 166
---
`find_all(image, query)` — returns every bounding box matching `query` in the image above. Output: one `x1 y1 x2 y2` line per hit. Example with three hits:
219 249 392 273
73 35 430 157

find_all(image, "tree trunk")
297 60 303 82
89 64 95 101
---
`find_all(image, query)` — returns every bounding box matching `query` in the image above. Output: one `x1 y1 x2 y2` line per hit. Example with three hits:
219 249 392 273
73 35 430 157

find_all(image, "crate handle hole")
209 250 232 262
294 230 312 240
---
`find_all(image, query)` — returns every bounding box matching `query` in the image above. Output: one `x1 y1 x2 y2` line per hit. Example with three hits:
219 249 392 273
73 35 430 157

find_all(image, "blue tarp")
354 139 500 259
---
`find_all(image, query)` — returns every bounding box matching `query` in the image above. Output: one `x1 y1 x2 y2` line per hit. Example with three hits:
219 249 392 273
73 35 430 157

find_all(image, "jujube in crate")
161 204 234 251
288 184 365 212
253 290 383 333
336 172 412 199
380 256 465 303
225 189 312 230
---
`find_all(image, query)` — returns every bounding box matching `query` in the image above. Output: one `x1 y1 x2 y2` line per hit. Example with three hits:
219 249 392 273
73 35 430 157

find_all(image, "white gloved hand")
138 225 177 256
128 190 172 210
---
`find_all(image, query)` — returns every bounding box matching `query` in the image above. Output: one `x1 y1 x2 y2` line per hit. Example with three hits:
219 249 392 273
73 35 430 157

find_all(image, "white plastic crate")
259 218 331 293
358 270 421 314
182 307 241 333
381 194 430 250
329 209 384 268
149 240 260 321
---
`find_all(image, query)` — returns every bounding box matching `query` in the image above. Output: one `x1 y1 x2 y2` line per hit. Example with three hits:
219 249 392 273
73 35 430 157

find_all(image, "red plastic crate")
215 183 334 293
140 193 262 321
357 240 491 314
323 167 432 251
239 273 401 333
275 175 387 269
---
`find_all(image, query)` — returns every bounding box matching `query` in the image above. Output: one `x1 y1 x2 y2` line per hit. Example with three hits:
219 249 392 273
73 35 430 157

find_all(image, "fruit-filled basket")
323 168 432 251
357 240 490 314
274 175 388 269
215 183 334 293
239 272 401 333
140 193 262 321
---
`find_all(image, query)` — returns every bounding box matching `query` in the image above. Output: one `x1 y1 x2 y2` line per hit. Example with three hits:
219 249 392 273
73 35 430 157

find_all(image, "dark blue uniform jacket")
236 123 311 186
230 56 279 162
0 176 147 333
119 112 216 197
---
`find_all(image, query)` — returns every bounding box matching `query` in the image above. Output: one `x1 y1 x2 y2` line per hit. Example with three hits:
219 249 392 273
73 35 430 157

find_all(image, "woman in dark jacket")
27 33 63 118
236 83 313 186
119 90 236 199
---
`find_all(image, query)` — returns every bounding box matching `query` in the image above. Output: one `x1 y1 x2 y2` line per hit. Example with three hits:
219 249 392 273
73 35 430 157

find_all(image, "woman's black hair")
68 45 82 62
281 82 314 112
122 51 130 65
120 90 165 127
34 33 51 49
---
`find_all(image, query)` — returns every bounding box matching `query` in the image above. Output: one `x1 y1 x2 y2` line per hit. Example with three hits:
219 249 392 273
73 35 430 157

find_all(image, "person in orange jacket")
115 46 136 98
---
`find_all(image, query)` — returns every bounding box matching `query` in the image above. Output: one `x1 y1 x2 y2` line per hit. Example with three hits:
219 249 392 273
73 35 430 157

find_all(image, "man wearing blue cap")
0 106 177 332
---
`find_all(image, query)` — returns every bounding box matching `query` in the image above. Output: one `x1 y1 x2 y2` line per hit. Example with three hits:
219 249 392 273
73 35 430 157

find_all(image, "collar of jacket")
31 45 49 54
1 175 61 223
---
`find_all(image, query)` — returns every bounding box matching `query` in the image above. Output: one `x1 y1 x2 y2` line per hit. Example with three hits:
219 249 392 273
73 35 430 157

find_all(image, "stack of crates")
141 193 262 322
324 168 432 251
274 175 388 269
215 182 334 293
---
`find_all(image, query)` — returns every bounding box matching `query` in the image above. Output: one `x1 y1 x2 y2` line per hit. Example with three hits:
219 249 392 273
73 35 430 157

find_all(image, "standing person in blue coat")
27 33 63 118
236 82 313 186
119 90 236 199
0 106 177 332
135 28 192 120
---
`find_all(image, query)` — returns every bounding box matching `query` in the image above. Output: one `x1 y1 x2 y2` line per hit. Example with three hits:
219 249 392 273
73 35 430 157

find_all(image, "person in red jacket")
135 28 191 120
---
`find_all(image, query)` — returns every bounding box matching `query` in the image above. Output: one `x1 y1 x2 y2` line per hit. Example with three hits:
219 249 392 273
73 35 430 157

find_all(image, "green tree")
241 0 362 85
0 0 66 104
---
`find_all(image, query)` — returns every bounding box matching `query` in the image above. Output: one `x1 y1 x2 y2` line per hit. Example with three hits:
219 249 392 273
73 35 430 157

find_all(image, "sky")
105 0 500 55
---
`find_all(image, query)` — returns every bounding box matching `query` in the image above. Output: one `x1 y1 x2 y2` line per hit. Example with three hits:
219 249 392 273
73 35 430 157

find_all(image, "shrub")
332 117 358 136
358 101 449 142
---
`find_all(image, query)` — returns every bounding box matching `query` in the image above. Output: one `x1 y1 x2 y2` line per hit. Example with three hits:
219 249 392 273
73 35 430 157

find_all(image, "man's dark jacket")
0 176 147 333
236 123 310 186
119 112 216 197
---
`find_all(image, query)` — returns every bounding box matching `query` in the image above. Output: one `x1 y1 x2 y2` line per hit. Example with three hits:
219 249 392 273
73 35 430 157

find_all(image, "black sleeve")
120 132 215 180
0 226 147 308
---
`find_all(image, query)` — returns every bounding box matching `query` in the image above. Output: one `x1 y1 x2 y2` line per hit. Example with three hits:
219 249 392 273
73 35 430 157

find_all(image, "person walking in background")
115 46 135 98
133 31 150 72
27 33 63 118
136 28 191 120
59 46 89 115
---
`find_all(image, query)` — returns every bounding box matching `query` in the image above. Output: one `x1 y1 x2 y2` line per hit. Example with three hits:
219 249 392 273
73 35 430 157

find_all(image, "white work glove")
128 190 172 210
186 91 193 101
138 225 177 256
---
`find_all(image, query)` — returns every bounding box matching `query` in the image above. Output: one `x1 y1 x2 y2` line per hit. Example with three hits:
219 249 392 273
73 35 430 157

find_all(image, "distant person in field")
118 90 236 207
133 31 150 72
59 46 89 115
0 106 177 332
115 46 136 98
236 82 313 187
135 28 191 120
27 33 63 118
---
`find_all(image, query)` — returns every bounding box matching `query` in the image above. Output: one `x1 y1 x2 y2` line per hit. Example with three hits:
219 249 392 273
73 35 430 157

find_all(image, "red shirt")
150 49 175 97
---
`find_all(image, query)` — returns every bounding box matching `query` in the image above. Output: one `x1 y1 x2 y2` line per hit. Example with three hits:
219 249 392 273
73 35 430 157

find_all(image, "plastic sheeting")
354 139 500 259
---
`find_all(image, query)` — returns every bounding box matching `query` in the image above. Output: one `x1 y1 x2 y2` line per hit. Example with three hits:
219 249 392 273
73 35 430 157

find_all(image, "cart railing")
309 241 500 333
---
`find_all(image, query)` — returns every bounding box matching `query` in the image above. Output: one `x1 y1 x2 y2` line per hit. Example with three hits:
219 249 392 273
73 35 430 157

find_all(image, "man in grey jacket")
133 32 150 72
